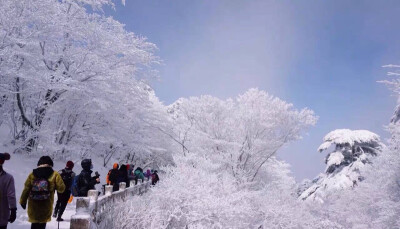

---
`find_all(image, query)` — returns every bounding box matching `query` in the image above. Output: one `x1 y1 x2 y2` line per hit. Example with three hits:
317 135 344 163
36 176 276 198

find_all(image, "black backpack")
108 169 118 184
60 169 73 189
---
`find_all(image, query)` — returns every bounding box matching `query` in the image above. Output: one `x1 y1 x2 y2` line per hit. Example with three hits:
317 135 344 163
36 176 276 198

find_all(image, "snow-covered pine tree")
300 129 383 202
314 66 400 228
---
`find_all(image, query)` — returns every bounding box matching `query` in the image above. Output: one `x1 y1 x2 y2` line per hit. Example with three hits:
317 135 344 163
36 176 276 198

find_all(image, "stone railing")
70 180 151 229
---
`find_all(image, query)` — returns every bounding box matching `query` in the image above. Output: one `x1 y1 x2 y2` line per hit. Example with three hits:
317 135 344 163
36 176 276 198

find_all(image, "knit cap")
0 153 10 165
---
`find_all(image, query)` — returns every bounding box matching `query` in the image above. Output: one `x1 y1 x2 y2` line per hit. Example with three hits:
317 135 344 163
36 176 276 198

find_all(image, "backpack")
134 170 143 180
134 170 141 177
60 169 73 189
70 174 80 197
29 178 50 200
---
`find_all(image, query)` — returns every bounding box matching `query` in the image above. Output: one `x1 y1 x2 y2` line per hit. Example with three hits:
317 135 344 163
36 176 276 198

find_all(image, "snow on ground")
1 145 112 229
3 152 75 229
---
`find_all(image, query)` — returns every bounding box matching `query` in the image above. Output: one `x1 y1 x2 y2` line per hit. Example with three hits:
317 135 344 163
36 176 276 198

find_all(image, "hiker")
145 169 152 181
106 163 119 192
20 156 65 229
75 159 100 197
151 170 160 185
118 164 129 188
134 167 144 185
127 164 135 185
53 161 75 222
0 153 16 229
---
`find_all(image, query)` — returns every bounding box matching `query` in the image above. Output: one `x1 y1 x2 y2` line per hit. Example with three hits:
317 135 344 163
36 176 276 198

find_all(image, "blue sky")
106 0 400 180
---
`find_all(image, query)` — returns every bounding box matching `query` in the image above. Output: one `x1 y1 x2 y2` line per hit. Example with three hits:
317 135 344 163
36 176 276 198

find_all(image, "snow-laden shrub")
117 155 260 228
115 155 341 229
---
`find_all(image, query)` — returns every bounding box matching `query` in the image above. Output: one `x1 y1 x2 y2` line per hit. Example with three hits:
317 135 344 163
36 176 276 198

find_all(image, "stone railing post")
88 190 98 203
138 183 143 195
70 198 91 229
105 185 113 195
119 182 126 191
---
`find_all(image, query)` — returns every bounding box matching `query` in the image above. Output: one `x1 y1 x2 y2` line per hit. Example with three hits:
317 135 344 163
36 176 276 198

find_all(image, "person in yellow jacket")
20 156 65 229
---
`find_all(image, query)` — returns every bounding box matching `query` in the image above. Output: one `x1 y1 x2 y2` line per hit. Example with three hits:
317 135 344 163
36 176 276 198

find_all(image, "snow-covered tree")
109 89 335 228
303 67 400 228
300 129 383 202
167 88 317 184
0 0 174 169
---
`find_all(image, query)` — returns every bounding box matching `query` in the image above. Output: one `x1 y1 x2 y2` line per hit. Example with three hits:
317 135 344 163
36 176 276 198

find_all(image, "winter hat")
113 163 119 169
37 156 54 167
81 159 92 170
0 153 11 165
66 161 74 169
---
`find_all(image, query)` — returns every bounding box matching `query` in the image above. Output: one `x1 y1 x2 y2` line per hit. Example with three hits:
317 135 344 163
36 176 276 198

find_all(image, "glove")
20 203 26 210
9 208 16 223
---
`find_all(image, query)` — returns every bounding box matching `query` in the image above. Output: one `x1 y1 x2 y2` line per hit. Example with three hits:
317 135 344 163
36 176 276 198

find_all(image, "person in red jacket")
151 170 160 185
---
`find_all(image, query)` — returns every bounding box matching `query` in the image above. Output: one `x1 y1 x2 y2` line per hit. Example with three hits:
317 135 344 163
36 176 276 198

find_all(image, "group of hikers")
105 163 159 192
0 153 160 229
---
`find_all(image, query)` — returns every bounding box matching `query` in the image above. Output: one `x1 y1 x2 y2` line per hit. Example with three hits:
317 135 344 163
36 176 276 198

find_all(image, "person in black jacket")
53 161 75 221
107 163 119 192
77 159 100 197
118 164 129 188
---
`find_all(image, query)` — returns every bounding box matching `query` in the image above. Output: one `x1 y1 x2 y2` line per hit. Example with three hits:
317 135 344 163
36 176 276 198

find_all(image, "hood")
0 153 10 165
119 164 127 171
33 167 54 179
